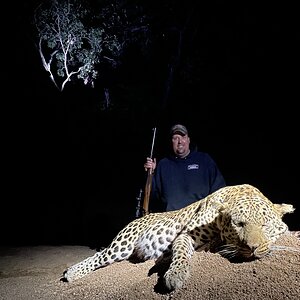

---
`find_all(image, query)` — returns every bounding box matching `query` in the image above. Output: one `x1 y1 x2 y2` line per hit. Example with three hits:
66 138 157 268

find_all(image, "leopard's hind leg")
64 238 138 282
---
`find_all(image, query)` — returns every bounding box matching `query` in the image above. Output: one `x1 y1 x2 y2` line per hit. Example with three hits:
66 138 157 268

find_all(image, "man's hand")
144 157 157 172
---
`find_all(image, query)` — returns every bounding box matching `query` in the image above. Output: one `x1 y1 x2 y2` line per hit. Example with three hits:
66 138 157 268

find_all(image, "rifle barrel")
150 127 156 158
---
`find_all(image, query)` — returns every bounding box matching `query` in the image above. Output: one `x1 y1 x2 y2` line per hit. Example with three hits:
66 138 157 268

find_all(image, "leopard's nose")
253 244 270 258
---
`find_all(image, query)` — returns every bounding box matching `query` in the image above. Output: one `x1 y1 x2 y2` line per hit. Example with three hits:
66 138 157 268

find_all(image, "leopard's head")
215 191 295 259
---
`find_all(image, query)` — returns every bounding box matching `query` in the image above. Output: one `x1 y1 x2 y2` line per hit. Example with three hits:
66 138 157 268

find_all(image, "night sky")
2 1 299 247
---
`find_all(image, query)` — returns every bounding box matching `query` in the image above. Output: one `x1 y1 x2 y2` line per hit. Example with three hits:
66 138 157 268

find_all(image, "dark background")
2 1 298 247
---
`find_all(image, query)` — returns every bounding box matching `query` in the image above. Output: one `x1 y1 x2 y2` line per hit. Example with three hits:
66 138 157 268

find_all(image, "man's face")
172 134 190 158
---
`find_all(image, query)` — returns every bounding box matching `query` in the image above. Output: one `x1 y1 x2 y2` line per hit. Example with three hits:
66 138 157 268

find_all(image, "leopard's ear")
210 200 228 213
273 203 295 217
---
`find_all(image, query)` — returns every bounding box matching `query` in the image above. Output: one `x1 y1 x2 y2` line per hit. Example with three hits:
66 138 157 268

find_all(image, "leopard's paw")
163 263 190 291
63 257 94 282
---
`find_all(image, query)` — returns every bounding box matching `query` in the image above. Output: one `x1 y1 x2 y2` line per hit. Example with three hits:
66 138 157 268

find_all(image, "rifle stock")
142 169 153 216
141 127 156 216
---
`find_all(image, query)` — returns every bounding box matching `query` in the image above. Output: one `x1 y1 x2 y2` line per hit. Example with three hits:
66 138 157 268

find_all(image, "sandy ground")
0 232 299 300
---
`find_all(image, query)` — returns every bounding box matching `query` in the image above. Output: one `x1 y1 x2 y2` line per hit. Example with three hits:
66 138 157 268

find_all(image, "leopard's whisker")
217 244 240 258
270 245 300 253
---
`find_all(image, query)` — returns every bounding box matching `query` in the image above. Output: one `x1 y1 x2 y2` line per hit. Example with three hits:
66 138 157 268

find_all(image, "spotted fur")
63 184 294 290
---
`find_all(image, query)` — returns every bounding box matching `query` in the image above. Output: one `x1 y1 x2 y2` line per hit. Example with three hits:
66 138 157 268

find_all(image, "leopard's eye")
233 220 245 227
237 222 245 227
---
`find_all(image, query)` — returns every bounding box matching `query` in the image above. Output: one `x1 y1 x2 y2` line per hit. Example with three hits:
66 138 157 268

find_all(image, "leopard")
63 184 295 291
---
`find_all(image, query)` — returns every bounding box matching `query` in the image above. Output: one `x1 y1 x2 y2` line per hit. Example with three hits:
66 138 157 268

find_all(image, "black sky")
2 1 299 246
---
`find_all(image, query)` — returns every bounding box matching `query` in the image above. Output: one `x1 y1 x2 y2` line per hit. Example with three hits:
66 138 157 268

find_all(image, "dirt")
0 232 299 300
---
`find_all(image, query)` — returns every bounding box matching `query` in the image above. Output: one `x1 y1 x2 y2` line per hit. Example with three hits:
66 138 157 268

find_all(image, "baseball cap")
170 124 188 136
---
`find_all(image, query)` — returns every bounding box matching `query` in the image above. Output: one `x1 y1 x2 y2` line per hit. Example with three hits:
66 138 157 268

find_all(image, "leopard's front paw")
163 262 190 291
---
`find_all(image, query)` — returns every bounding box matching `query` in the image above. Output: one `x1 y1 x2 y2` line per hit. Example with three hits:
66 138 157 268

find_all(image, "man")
144 124 226 212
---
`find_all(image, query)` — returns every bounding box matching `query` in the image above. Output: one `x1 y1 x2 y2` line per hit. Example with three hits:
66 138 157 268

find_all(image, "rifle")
135 188 142 218
141 127 157 216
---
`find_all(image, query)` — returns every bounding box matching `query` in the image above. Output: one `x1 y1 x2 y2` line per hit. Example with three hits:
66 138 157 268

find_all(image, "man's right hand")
144 157 156 172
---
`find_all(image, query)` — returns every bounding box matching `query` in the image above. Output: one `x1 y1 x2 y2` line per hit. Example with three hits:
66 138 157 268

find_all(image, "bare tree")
33 0 122 91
